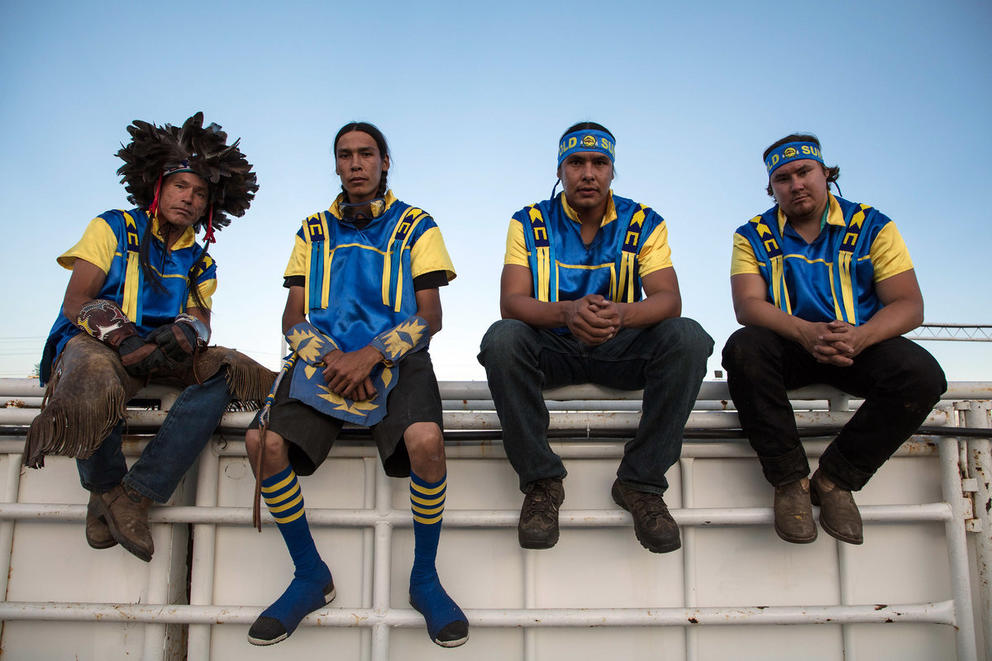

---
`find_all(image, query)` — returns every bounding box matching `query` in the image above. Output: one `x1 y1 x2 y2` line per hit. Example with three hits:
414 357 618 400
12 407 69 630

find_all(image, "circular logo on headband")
783 147 797 158
581 135 597 148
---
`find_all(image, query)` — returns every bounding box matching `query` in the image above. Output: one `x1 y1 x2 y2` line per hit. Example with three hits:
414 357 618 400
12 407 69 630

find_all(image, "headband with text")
764 141 824 176
558 129 616 166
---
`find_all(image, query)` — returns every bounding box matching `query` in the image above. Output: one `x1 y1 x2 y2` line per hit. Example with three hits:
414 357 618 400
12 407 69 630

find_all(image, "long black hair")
333 122 390 202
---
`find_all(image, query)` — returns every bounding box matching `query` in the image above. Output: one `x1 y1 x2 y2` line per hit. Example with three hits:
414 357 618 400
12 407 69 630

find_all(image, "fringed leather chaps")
24 334 275 468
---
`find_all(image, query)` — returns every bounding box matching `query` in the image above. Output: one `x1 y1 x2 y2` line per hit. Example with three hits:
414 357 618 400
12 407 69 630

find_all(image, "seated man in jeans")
478 122 712 553
722 133 946 545
25 113 271 562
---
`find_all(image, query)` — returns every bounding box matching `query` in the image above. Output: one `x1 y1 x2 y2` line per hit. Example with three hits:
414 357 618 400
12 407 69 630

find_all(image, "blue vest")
516 193 662 305
735 196 890 325
41 208 214 383
298 199 436 351
287 198 438 426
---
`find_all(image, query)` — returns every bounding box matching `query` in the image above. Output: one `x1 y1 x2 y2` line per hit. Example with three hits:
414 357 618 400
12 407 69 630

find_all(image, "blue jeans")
478 318 713 494
77 370 232 503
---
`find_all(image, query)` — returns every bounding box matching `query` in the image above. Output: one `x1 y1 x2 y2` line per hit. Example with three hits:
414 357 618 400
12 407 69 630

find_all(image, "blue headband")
764 141 824 175
558 129 616 166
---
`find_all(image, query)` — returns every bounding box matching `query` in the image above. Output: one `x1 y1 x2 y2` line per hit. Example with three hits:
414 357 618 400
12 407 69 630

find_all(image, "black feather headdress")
116 112 258 233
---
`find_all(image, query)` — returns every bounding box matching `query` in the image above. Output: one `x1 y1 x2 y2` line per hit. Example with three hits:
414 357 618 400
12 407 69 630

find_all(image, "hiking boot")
518 477 564 549
811 469 863 545
611 479 681 553
97 484 154 561
85 491 117 550
773 478 817 544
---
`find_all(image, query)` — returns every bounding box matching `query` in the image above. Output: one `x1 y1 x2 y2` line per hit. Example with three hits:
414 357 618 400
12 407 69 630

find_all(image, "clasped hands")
318 345 384 402
799 320 867 367
564 294 623 346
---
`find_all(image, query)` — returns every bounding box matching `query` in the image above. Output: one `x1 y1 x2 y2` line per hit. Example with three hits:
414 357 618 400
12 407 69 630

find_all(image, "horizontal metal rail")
0 601 957 627
0 379 989 402
0 502 952 527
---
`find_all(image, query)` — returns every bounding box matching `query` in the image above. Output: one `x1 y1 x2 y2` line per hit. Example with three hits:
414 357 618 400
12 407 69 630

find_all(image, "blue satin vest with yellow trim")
298 199 435 351
288 198 436 426
736 196 891 325
516 193 662 306
41 208 214 383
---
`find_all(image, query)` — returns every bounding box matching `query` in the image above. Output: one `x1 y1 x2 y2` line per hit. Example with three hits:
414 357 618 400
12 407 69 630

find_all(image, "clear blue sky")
1 0 990 380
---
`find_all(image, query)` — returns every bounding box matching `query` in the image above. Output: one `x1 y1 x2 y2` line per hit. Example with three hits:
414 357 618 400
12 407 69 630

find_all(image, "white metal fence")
0 378 989 660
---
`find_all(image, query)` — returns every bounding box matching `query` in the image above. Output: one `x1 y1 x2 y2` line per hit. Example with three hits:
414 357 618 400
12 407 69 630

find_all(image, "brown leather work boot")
810 469 863 545
518 477 565 549
611 479 681 553
773 478 817 544
86 491 117 550
97 484 154 561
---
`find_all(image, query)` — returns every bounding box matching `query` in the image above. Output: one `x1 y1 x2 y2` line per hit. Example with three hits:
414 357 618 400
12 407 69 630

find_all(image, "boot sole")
773 521 817 544
518 530 558 550
434 632 469 648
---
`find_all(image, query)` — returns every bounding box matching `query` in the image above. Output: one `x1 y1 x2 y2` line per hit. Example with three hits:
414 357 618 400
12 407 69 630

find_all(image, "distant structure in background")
907 324 992 342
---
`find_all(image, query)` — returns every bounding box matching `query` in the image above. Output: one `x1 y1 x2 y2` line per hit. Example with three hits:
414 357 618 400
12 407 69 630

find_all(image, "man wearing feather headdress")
25 112 273 563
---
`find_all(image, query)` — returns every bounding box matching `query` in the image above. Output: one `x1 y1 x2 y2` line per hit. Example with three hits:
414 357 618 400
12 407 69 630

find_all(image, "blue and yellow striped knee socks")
248 465 334 646
409 471 468 646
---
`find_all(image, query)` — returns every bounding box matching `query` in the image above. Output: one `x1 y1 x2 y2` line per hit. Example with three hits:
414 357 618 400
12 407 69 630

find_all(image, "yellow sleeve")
283 233 308 279
410 225 457 282
188 279 216 311
637 221 673 277
731 232 762 276
56 217 118 273
504 217 530 267
870 222 914 282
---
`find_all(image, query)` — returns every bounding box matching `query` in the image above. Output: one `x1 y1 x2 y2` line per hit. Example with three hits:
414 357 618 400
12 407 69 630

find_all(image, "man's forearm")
735 298 808 345
616 291 681 328
500 294 571 328
855 299 924 349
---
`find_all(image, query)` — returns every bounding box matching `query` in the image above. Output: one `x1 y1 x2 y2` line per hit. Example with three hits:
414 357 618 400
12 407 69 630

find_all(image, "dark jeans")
77 370 232 503
478 318 713 494
721 326 946 491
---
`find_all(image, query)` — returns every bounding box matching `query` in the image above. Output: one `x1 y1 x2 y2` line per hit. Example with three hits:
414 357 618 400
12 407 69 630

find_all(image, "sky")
1 0 990 382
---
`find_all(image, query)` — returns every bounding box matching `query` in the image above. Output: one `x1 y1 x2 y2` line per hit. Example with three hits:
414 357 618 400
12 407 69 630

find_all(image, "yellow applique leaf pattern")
315 385 380 413
379 318 428 361
286 326 337 364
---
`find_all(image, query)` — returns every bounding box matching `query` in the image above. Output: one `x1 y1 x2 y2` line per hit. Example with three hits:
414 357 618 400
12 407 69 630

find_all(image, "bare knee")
404 422 445 481
245 428 291 479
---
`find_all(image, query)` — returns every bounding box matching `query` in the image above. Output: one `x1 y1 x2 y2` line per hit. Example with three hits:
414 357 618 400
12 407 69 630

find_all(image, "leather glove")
118 336 172 377
147 322 199 363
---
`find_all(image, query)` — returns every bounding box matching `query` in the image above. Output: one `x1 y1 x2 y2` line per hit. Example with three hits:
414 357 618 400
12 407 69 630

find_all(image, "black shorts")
250 349 443 477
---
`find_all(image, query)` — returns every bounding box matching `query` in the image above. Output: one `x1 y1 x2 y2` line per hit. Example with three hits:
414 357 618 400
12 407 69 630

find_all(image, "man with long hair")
245 122 467 648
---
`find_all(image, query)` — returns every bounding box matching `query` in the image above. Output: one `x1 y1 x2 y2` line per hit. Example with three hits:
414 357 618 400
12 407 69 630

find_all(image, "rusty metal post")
960 400 992 659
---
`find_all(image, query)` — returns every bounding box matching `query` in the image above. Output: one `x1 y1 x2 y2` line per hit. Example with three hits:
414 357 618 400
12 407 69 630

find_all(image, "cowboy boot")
97 484 154 561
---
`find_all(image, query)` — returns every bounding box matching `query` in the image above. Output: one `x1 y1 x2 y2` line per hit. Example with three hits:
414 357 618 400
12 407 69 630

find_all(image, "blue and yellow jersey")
284 190 455 353
41 208 217 381
504 192 672 304
731 194 913 325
